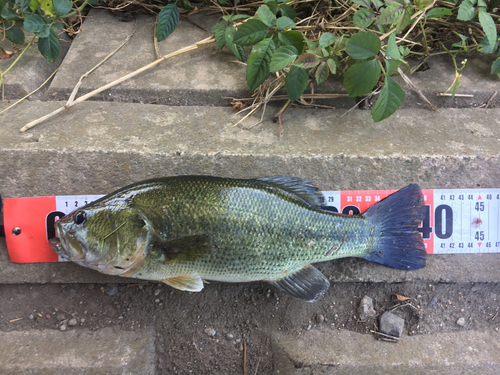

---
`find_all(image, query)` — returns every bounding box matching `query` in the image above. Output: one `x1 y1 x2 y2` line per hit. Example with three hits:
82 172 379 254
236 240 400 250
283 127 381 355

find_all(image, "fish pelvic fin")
272 265 330 302
161 275 204 292
363 184 426 270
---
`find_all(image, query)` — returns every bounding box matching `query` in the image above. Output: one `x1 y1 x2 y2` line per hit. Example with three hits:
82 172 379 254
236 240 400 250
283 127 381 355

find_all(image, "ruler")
2 188 499 263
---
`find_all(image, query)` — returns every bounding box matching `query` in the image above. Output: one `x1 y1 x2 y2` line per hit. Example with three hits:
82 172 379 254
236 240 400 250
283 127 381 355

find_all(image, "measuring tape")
2 188 499 263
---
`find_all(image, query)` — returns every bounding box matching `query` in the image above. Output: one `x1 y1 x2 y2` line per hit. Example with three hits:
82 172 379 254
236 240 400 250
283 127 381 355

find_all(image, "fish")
49 176 426 302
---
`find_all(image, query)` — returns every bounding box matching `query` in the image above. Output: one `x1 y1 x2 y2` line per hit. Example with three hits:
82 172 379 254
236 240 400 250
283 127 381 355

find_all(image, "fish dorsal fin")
256 176 325 208
154 234 212 263
161 275 204 292
272 265 330 302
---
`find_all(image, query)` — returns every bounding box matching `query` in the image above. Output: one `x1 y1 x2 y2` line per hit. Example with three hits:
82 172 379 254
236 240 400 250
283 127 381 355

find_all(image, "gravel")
379 311 405 338
358 295 377 320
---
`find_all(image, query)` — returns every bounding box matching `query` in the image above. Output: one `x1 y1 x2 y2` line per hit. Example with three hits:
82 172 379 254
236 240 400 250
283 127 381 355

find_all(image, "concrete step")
0 100 499 285
0 327 156 374
46 9 500 108
273 327 500 374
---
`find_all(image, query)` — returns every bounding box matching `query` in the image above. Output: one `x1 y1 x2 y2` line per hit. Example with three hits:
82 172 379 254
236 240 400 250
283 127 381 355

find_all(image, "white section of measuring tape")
51 189 500 256
55 195 104 215
432 189 500 254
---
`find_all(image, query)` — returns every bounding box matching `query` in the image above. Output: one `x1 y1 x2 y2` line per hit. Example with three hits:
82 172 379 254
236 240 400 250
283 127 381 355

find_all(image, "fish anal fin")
155 234 212 263
272 265 330 302
161 275 204 292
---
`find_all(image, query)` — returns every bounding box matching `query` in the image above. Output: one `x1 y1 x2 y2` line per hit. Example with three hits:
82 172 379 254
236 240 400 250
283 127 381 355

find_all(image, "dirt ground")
1 277 499 374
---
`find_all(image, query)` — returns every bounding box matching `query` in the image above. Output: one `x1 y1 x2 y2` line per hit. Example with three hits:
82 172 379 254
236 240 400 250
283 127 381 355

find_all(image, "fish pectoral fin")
272 265 330 302
161 275 204 292
154 234 212 263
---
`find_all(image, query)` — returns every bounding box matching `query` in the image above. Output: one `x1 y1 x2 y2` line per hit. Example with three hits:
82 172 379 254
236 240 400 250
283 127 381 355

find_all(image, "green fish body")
50 176 426 301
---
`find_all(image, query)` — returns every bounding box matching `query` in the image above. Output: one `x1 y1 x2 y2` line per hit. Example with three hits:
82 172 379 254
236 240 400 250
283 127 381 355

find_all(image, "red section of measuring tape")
4 197 59 263
340 189 434 254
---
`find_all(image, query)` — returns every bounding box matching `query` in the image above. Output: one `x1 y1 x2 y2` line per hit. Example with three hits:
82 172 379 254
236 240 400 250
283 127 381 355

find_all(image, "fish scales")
50 176 426 302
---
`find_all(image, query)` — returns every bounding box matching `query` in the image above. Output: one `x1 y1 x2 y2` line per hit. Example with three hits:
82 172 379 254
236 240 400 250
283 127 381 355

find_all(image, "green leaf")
326 58 337 74
234 19 269 46
353 9 375 28
178 0 194 11
270 45 297 72
6 24 24 44
265 0 279 15
38 29 60 62
343 59 381 97
225 26 245 62
345 31 380 59
222 14 250 22
1 5 20 20
53 0 72 16
371 76 406 122
15 0 28 12
386 32 401 60
377 2 403 25
426 7 452 18
246 38 275 92
278 30 305 54
39 0 54 16
318 33 335 49
316 61 329 84
399 45 410 56
23 14 47 33
256 5 276 27
385 58 402 75
51 22 63 31
218 0 226 4
285 66 308 101
29 0 37 12
276 16 295 30
395 7 413 33
156 4 179 42
457 0 475 21
478 9 497 52
279 4 296 20
351 0 371 7
491 57 500 78
371 0 383 11
293 53 321 69
478 36 498 54
212 22 226 49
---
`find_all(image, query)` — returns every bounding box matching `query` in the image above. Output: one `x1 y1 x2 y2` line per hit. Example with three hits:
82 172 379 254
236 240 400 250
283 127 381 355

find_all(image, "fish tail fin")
363 184 426 270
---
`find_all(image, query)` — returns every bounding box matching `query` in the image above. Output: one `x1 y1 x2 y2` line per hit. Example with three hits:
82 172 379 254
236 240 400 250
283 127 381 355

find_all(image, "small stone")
204 328 216 337
316 314 325 324
427 297 438 307
226 333 234 340
456 317 466 326
266 289 271 298
56 314 66 322
104 284 119 296
29 315 34 320
154 289 161 296
379 311 405 338
68 318 78 326
358 296 376 320
59 324 67 331
155 299 160 303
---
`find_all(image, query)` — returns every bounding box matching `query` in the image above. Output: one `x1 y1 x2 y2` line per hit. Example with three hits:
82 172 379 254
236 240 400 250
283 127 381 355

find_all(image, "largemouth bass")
50 176 425 302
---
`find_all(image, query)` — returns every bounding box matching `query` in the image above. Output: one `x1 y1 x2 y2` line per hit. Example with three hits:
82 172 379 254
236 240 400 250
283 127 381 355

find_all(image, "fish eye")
74 211 87 225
